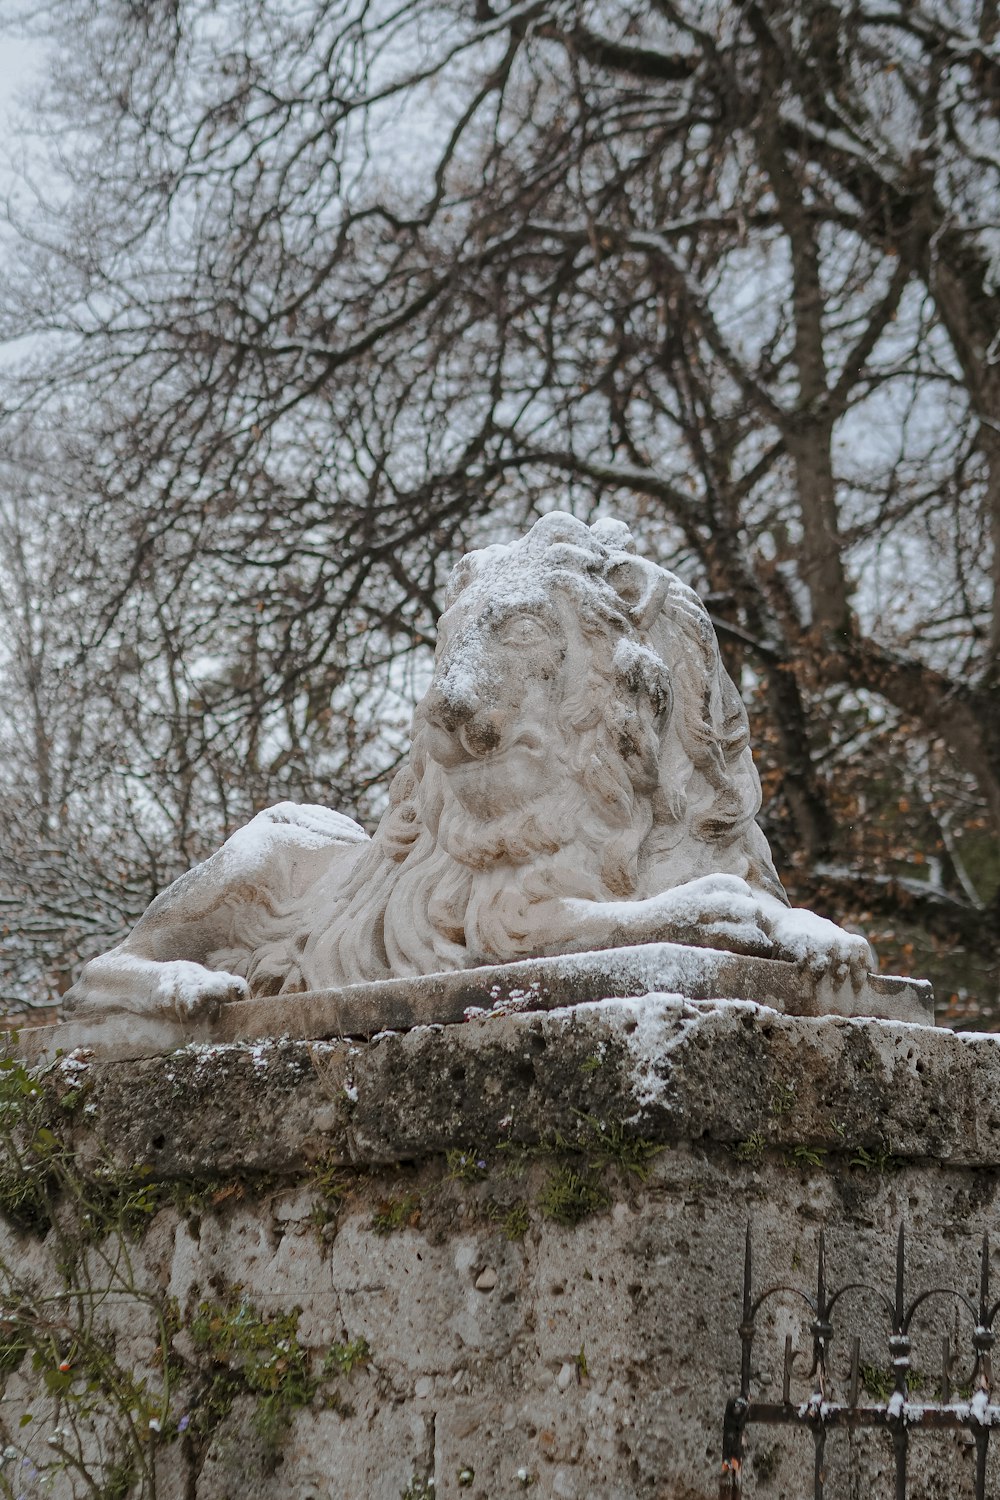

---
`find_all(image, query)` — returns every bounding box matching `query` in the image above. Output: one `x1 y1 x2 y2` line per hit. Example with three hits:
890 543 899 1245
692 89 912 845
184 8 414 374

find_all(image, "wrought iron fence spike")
975 1430 989 1500
941 1334 951 1405
813 1426 826 1500
739 1222 753 1401
849 1335 860 1407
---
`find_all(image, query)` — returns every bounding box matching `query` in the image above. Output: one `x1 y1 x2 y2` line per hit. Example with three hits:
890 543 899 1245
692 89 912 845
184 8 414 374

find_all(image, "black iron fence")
721 1224 1000 1498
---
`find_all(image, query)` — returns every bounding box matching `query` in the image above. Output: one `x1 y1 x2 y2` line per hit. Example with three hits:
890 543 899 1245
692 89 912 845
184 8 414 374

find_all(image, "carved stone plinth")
13 942 933 1066
0 996 993 1500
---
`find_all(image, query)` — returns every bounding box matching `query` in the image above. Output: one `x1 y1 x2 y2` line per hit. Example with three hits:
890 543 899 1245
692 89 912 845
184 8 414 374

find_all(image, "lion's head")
298 512 785 987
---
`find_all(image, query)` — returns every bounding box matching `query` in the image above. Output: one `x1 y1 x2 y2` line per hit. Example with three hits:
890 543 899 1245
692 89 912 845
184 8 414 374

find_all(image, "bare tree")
2 0 999 1014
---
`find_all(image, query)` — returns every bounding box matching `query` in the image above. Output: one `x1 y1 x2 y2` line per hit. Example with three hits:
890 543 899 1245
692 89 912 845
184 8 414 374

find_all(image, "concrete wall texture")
1 995 999 1499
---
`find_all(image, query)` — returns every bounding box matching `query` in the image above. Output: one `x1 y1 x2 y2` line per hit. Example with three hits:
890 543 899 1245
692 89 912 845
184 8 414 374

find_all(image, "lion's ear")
605 556 669 633
445 555 476 607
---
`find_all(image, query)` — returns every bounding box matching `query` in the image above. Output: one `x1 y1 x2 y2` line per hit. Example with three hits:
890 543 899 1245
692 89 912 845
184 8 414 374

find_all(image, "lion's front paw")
155 962 249 1023
654 874 775 958
766 908 873 987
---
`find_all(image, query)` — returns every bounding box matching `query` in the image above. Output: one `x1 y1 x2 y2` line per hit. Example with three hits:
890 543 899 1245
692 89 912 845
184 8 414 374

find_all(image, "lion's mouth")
441 729 558 820
507 728 546 755
457 726 546 764
427 723 548 770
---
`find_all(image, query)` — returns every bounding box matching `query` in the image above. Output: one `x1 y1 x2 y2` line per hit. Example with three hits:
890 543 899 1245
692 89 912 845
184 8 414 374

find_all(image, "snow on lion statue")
64 512 872 1022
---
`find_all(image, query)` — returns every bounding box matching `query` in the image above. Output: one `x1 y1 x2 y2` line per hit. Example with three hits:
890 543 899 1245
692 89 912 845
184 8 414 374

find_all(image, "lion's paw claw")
156 962 249 1022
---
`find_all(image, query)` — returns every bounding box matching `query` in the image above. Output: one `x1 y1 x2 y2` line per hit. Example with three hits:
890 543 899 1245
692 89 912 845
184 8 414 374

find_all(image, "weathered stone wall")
2 997 1000 1499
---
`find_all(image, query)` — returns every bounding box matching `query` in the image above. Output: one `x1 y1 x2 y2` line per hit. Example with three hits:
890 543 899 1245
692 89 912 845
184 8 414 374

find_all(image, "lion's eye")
498 616 547 646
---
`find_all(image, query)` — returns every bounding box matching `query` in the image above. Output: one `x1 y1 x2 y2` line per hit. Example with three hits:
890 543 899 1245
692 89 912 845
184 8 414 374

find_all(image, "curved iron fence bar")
904 1287 979 1330
826 1280 895 1319
749 1285 816 1321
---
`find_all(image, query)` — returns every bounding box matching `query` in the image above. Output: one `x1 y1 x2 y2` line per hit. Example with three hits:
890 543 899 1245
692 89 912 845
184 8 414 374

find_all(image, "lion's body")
65 513 870 1022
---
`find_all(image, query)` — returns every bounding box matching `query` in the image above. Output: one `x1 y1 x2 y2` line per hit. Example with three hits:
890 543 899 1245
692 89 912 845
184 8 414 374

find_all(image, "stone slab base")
12 941 934 1064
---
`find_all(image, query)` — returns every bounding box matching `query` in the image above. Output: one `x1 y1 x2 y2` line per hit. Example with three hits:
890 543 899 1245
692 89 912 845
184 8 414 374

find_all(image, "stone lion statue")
65 512 871 1021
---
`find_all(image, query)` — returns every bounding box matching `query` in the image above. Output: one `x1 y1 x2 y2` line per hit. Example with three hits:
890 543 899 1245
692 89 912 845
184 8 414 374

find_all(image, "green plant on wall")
0 1052 288 1493
574 1114 664 1181
371 1192 422 1234
0 1040 409 1496
0 1246 177 1498
733 1132 766 1163
189 1295 319 1452
471 1193 531 1242
445 1149 489 1183
0 1053 164 1493
322 1336 371 1379
537 1166 609 1226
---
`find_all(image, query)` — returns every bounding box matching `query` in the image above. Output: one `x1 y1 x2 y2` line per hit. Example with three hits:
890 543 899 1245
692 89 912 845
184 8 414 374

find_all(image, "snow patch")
218 801 369 874
971 1388 991 1422
57 1050 91 1075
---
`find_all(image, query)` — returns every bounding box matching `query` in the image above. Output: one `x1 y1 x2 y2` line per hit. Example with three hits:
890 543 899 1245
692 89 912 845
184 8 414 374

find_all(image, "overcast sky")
0 29 46 204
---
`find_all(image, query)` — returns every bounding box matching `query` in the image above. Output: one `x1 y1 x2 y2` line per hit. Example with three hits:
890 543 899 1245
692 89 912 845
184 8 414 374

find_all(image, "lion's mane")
290 513 784 991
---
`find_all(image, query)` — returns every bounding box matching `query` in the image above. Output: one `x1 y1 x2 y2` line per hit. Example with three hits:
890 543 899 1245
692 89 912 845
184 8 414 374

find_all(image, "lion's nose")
459 712 504 758
422 681 479 734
